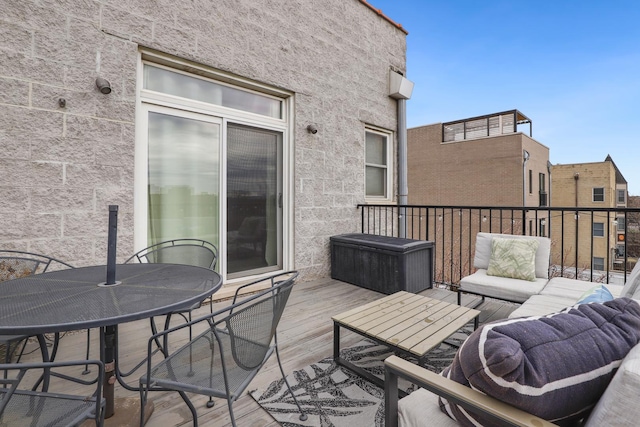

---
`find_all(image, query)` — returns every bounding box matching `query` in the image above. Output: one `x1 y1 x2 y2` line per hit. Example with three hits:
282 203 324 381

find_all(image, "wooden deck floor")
22 278 517 427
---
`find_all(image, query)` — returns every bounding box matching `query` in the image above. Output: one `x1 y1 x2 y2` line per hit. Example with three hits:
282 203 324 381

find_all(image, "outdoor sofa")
385 232 640 426
457 232 640 317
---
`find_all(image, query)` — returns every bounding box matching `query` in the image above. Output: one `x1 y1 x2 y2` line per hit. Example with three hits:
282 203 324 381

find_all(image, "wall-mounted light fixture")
95 77 112 94
306 124 318 134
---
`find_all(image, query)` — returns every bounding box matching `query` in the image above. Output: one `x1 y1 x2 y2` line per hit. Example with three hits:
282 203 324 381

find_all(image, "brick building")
0 1 409 284
407 110 550 231
550 156 628 271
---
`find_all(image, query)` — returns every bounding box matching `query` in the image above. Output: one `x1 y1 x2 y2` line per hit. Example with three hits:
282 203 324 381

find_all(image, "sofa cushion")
473 232 551 279
486 237 538 281
621 261 640 298
541 276 623 300
577 285 614 304
439 298 640 426
508 294 578 318
584 342 640 427
459 269 547 303
398 388 458 427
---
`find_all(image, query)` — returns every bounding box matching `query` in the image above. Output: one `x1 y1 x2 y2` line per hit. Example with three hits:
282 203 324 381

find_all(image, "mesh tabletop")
0 264 222 335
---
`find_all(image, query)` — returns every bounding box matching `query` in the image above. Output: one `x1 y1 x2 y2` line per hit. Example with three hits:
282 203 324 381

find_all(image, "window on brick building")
593 187 604 202
365 128 392 201
593 257 605 271
618 189 626 204
593 222 604 237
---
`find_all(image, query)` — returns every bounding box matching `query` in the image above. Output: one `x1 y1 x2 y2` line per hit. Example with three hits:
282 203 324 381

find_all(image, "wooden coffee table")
332 291 480 388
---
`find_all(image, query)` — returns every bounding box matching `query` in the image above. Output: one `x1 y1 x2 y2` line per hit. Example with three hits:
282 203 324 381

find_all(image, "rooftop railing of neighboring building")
358 204 640 289
442 109 532 142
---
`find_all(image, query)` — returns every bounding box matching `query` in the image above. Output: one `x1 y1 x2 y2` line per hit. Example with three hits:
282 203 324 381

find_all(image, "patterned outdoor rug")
250 327 471 427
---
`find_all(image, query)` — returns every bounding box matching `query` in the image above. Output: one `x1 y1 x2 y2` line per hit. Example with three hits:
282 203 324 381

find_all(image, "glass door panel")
227 123 282 277
147 111 220 251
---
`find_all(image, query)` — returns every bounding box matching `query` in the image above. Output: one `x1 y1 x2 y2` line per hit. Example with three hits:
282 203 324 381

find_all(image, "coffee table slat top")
331 292 413 323
365 298 448 336
343 294 431 330
333 291 480 358
394 305 478 353
409 308 481 355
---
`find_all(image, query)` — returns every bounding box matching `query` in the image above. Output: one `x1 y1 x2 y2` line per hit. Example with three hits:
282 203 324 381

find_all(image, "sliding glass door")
139 58 290 280
226 123 283 277
146 109 221 250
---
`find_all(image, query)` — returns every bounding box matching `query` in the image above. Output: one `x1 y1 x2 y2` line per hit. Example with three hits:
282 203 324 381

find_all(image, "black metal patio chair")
0 359 105 426
0 251 92 372
121 239 218 376
139 271 307 427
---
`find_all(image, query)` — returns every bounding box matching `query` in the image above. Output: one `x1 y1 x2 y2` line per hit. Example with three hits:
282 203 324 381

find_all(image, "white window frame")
135 49 294 283
364 127 393 203
593 187 605 202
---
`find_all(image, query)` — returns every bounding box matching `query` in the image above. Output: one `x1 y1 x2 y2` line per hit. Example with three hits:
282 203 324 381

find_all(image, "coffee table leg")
333 321 340 361
333 321 387 389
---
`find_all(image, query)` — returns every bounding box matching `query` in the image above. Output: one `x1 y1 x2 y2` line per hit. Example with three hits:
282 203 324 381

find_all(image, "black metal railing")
359 204 640 289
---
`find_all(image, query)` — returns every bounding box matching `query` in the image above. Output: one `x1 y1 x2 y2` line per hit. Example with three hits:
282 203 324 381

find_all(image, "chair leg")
13 337 30 364
151 317 169 357
139 383 147 427
178 390 199 427
274 337 307 421
83 328 91 375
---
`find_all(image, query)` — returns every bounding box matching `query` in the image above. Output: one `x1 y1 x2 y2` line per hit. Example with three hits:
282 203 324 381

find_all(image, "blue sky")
370 1 640 195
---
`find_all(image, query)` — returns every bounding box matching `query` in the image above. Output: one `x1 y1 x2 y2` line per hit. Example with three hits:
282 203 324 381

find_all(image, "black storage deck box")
330 233 433 294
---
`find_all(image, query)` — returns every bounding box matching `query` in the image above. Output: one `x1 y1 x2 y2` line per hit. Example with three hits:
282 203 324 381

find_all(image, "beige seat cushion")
398 388 458 427
459 269 547 303
541 277 623 300
508 294 578 318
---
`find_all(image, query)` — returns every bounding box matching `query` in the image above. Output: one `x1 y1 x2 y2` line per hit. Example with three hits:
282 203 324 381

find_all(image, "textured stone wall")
0 0 406 279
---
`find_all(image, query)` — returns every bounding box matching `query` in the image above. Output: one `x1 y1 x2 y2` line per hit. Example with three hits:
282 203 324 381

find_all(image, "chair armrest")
384 355 557 427
231 271 298 303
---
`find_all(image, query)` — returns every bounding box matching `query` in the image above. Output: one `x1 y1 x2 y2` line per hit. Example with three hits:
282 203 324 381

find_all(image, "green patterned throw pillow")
486 237 539 281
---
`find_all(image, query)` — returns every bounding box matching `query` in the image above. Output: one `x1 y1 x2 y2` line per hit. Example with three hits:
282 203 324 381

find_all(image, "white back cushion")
585 342 640 427
473 232 551 279
621 261 640 298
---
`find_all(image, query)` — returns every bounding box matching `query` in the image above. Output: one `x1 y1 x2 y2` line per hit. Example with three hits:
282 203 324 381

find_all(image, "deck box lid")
330 233 432 253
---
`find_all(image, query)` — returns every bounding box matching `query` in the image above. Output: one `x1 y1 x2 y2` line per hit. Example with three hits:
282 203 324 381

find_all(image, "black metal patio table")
0 262 222 424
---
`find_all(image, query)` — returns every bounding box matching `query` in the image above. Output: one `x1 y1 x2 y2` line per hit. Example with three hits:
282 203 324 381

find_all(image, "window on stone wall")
365 128 392 201
593 187 605 202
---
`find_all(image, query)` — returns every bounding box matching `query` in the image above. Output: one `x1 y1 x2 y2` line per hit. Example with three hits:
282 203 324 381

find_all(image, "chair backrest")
125 239 218 270
0 250 74 283
473 232 551 279
222 272 297 370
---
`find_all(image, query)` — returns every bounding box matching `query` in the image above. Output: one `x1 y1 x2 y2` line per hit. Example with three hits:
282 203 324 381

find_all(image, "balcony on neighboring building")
442 109 532 142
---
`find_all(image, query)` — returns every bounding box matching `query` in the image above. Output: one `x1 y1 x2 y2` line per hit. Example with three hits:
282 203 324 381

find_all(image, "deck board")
21 278 515 427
